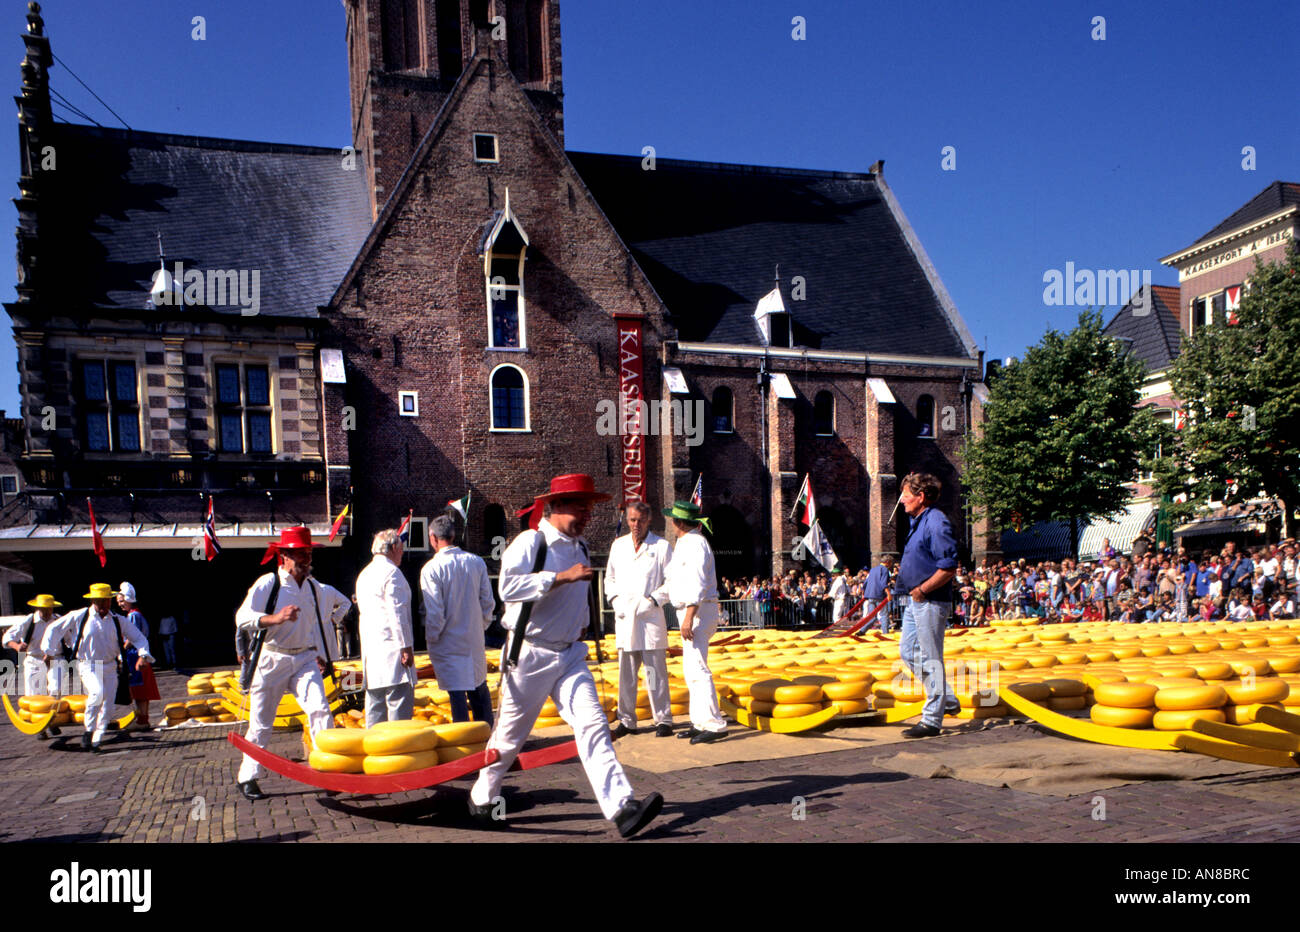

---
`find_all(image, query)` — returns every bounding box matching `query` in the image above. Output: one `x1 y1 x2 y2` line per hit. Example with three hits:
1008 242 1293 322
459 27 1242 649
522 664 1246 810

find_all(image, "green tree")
1162 242 1300 537
964 309 1154 555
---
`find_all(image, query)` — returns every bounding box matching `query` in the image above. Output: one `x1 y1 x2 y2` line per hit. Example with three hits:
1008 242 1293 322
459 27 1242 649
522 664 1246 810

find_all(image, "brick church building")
1 0 988 655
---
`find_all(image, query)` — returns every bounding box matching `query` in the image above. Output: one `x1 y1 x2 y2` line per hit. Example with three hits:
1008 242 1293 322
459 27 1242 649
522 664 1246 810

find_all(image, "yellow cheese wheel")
1222 677 1289 705
996 657 1030 671
667 686 690 703
432 720 491 745
669 703 689 715
65 695 87 712
304 748 366 769
1189 661 1234 680
1153 685 1227 710
1024 654 1058 668
362 749 440 774
955 689 999 709
1054 651 1089 665
534 715 567 728
193 715 218 724
1110 646 1144 660
1086 650 1117 663
1006 681 1051 702
540 699 559 717
748 679 795 702
1146 677 1207 690
1227 658 1272 676
1152 708 1226 730
74 712 84 724
369 718 428 730
362 726 440 755
822 681 871 701
1092 683 1159 709
1223 703 1286 725
26 697 68 713
773 684 823 703
436 741 488 764
1140 644 1170 657
830 698 873 715
1148 664 1197 679
872 680 927 703
1090 704 1156 728
834 671 875 684
1043 678 1088 698
771 702 826 718
1047 695 1087 711
314 728 368 755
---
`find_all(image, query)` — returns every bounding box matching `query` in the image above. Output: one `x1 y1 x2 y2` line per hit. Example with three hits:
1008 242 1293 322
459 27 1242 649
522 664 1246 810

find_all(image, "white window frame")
0 473 18 498
398 390 419 417
472 133 499 163
405 516 429 552
489 363 531 432
484 189 530 351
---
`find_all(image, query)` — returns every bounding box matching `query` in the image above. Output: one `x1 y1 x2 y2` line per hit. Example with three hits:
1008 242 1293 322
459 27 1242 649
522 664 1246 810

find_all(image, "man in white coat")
605 501 673 738
233 526 350 801
42 584 152 752
356 529 416 727
421 514 496 724
5 594 63 738
663 501 727 744
468 473 662 839
829 568 851 624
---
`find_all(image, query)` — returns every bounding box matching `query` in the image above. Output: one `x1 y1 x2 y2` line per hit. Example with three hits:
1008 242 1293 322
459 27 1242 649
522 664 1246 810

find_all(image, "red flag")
516 498 543 531
86 497 107 567
328 504 349 543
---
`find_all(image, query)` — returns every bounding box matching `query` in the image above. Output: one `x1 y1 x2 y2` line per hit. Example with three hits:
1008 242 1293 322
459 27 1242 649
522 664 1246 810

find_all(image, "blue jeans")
899 596 951 727
448 681 494 727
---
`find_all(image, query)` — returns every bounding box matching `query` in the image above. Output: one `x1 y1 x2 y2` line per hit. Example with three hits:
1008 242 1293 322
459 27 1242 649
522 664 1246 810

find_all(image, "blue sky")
2 0 1297 414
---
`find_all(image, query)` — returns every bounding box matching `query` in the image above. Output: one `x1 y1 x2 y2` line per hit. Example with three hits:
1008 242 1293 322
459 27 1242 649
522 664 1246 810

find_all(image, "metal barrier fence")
601 598 837 633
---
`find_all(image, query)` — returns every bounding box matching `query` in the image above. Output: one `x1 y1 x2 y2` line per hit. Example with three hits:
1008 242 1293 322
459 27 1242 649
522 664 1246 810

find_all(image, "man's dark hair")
901 471 942 505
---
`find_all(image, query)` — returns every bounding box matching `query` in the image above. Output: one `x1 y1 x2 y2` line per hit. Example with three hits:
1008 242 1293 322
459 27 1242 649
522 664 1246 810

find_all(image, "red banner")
615 315 645 504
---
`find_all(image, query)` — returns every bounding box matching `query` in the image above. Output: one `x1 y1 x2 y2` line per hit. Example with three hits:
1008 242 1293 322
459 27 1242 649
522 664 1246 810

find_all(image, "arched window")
484 191 529 349
813 390 834 436
712 386 733 433
490 364 529 430
917 394 935 439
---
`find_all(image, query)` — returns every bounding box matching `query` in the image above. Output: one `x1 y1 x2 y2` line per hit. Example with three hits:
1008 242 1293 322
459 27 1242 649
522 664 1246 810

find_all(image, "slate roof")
1192 180 1300 247
1103 284 1183 372
568 152 973 358
32 123 372 318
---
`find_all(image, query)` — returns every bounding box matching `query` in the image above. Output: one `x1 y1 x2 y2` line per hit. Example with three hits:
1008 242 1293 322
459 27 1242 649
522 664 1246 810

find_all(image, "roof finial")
26 2 44 36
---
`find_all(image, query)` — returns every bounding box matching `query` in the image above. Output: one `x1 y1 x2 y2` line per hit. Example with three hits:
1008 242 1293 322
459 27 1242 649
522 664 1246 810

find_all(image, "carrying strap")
506 531 549 668
242 571 282 686
22 614 35 647
306 578 332 668
69 608 124 664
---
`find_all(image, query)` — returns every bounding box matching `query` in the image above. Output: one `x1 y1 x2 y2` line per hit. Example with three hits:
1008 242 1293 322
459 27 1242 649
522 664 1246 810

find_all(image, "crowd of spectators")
705 535 1299 630
958 536 1299 624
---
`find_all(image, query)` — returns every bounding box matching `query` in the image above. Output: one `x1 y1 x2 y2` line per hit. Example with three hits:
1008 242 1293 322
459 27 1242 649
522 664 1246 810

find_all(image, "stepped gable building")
3 0 989 655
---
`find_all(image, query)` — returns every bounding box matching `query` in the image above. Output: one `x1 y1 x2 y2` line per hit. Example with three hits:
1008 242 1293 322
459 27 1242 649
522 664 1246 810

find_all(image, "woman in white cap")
117 583 160 730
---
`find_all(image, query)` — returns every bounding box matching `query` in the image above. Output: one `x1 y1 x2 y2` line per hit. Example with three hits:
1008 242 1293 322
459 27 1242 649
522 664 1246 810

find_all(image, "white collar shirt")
4 612 58 661
356 554 415 689
499 519 592 646
43 605 152 664
235 567 350 657
665 527 718 609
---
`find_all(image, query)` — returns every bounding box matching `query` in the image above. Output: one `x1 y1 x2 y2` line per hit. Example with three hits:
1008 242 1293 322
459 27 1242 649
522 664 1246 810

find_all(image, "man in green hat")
662 501 727 744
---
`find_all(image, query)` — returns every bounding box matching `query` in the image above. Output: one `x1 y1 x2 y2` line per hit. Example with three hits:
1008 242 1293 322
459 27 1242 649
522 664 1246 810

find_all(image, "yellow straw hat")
26 594 62 609
82 583 118 600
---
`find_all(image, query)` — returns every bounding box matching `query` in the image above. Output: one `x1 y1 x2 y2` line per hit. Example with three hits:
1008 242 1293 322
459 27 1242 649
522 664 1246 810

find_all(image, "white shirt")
356 554 415 690
1260 558 1279 580
499 519 592 645
42 605 152 664
421 545 495 691
605 531 672 652
4 612 58 661
235 568 350 658
665 527 719 625
829 576 849 603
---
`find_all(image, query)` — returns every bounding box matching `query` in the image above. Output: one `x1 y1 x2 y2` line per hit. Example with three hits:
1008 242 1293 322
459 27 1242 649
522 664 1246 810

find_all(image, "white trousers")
21 655 48 696
681 616 726 732
617 648 670 727
364 682 414 727
471 641 633 820
78 660 118 745
237 650 332 783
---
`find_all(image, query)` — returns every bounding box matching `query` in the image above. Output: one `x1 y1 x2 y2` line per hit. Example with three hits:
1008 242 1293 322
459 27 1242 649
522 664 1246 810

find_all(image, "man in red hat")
469 474 663 839
233 526 350 800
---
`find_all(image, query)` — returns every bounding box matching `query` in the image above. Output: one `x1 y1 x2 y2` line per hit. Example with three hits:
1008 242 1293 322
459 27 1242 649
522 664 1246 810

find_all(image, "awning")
1078 501 1156 560
0 522 344 552
1176 514 1269 538
1000 520 1074 561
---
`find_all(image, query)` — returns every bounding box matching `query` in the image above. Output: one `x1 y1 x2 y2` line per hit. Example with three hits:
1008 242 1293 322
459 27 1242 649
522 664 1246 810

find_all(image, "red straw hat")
261 525 324 564
516 474 611 530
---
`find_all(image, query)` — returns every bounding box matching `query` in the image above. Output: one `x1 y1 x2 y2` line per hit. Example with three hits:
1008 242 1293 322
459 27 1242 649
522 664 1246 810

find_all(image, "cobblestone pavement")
6 668 1300 844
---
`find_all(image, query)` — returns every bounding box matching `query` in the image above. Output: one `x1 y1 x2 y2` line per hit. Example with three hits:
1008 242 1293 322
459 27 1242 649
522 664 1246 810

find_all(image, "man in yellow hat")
42 584 152 751
4 594 63 739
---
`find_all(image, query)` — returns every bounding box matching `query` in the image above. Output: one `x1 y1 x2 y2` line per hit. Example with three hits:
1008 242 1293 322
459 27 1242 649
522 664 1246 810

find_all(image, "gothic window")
484 194 530 349
490 364 529 431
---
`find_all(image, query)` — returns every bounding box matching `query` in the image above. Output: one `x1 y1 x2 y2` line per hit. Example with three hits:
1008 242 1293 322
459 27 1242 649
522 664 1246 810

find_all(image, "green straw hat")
662 501 711 534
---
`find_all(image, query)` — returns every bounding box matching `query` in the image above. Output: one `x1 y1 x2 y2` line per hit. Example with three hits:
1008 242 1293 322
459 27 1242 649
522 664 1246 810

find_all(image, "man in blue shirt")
862 555 894 632
893 472 959 738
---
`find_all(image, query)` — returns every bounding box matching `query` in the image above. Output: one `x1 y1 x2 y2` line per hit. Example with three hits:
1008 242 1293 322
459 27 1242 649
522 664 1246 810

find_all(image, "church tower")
345 0 563 217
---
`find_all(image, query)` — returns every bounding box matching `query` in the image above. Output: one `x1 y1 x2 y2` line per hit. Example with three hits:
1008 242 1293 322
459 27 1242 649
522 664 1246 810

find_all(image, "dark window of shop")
814 390 834 436
917 395 935 439
78 359 140 452
216 363 273 454
712 387 733 433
